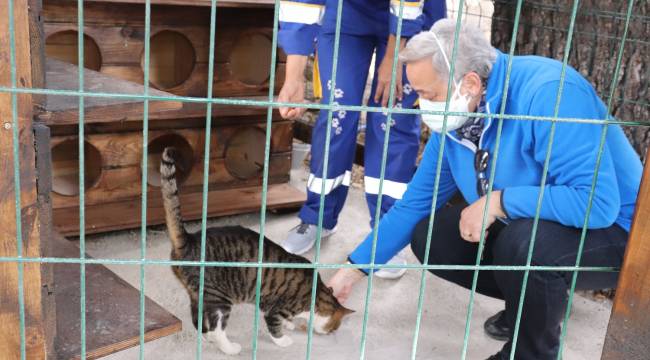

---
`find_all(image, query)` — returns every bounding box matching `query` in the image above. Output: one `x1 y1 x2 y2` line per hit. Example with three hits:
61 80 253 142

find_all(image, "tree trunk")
490 0 650 162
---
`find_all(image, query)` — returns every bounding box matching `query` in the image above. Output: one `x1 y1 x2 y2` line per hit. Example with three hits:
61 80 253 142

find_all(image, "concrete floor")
83 168 612 360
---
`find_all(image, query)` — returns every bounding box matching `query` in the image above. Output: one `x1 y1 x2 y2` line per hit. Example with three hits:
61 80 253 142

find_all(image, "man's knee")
410 218 432 264
493 219 537 266
410 216 456 266
493 219 570 268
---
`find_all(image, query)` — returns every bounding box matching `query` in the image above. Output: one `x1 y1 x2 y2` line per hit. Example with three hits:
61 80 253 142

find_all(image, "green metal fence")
0 0 647 359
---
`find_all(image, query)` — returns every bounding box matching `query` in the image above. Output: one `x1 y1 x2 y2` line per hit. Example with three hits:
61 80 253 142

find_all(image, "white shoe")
375 251 408 279
282 222 336 255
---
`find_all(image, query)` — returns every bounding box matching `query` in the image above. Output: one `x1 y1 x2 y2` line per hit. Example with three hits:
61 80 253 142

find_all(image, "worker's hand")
374 51 403 108
278 79 307 119
459 191 505 243
374 34 406 109
327 267 366 304
279 55 309 120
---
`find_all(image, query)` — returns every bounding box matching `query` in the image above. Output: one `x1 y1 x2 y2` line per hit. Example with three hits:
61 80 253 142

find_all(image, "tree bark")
490 0 650 161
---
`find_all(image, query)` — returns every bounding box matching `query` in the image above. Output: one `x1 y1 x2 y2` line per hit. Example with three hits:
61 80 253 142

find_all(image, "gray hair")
399 19 497 82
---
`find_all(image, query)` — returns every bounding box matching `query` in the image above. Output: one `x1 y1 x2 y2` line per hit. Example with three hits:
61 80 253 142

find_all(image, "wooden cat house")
40 0 304 236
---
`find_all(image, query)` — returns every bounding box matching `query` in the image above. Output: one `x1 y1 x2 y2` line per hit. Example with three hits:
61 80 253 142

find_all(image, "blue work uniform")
279 0 447 229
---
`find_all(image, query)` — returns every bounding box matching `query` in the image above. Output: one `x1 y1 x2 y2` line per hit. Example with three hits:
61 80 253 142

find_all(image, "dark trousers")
410 204 628 360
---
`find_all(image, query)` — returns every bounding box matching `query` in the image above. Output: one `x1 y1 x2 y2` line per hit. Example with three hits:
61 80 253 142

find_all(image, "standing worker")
277 0 447 278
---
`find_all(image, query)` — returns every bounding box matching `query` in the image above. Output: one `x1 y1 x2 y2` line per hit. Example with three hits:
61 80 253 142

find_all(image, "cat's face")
319 306 354 334
310 285 354 334
297 305 354 334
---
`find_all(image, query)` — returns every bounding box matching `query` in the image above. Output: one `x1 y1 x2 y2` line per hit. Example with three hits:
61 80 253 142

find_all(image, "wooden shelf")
39 58 183 126
147 97 284 121
51 233 181 359
54 183 305 236
83 0 275 8
39 59 286 129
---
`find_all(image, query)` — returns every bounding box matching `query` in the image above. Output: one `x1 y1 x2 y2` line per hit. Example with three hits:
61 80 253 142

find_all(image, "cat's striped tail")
160 147 187 250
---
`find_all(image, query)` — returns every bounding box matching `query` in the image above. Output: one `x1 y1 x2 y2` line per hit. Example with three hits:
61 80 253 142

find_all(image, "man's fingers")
335 291 348 304
382 91 390 108
396 81 403 102
374 82 385 104
279 107 290 119
285 108 297 119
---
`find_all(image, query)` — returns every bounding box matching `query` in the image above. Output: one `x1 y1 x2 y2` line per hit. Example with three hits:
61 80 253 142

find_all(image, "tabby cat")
160 147 353 355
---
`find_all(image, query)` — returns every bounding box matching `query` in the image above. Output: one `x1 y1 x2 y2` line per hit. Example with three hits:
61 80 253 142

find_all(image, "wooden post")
0 1 49 358
602 147 650 359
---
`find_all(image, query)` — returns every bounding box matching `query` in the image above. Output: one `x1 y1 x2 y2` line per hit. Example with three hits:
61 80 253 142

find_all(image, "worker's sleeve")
421 0 447 31
348 133 458 273
278 0 326 56
390 0 446 38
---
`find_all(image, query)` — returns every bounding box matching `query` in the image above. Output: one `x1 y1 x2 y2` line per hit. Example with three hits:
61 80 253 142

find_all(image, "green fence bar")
508 0 582 358
1 84 647 126
0 256 620 273
556 1 637 358
76 0 88 357
195 0 219 358
251 1 282 358
7 0 27 358
359 0 408 358
137 1 153 358
304 0 344 358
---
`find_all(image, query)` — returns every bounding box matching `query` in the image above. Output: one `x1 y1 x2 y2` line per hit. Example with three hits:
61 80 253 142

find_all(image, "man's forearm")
285 54 309 82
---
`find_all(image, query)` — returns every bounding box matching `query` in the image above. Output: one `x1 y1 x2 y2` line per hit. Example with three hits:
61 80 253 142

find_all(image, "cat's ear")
340 306 355 316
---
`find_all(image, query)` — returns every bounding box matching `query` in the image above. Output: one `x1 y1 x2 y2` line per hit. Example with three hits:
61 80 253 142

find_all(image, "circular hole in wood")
45 31 103 71
144 30 196 90
147 134 194 187
229 33 272 86
51 139 102 196
225 127 266 180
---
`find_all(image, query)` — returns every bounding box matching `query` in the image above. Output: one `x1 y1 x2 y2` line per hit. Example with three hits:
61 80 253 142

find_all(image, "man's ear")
461 71 483 98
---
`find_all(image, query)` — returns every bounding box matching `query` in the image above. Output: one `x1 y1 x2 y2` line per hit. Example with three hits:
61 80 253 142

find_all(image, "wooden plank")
43 23 285 66
38 58 182 125
44 23 213 64
46 101 285 136
43 2 275 28
85 0 275 8
29 0 47 109
149 101 286 122
0 0 48 358
99 62 285 98
33 123 58 360
50 233 181 360
49 123 293 166
53 183 305 236
50 154 292 209
602 147 650 360
43 23 286 66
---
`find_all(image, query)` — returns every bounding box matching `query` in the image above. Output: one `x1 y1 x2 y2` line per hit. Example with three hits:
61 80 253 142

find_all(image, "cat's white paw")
219 341 242 355
283 319 296 331
203 332 217 343
271 335 293 347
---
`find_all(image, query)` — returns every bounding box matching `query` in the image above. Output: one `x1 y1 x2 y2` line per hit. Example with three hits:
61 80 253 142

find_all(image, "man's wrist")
346 258 368 277
490 190 506 218
285 55 308 82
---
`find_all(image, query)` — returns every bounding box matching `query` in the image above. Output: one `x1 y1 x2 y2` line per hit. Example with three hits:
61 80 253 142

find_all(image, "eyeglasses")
474 149 489 197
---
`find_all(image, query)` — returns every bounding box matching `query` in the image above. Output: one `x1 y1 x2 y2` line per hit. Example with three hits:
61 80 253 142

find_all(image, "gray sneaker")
374 251 408 279
282 222 336 255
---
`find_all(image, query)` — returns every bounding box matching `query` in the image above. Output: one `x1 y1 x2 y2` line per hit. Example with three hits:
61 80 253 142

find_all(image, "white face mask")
419 82 471 133
418 31 473 133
